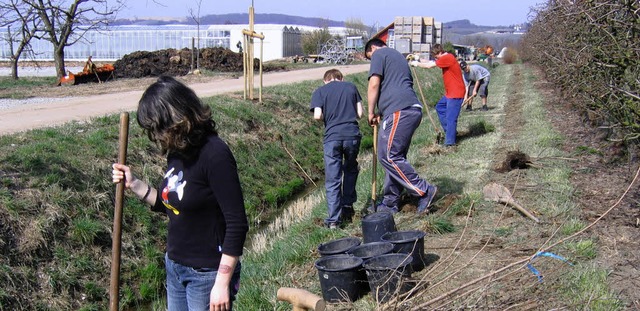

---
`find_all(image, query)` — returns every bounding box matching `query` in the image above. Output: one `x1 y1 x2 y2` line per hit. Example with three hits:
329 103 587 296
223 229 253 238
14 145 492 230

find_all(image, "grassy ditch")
0 63 624 310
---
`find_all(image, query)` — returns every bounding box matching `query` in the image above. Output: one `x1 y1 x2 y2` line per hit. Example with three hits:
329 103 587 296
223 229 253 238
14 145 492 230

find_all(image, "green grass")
0 76 59 99
565 239 598 260
560 264 624 310
0 76 58 89
561 218 587 235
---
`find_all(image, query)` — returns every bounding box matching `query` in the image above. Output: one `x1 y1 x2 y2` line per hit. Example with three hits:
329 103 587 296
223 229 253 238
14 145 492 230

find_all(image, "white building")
0 24 350 62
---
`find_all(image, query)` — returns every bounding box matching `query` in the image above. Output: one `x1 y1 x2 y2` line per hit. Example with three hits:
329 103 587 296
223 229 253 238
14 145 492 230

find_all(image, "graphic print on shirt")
161 167 186 215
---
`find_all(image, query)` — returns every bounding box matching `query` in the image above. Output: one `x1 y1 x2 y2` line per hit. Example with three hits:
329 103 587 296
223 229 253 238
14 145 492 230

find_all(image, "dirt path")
0 64 369 135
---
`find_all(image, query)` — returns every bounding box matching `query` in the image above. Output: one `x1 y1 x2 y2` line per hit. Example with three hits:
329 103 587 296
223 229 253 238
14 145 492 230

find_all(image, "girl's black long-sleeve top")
151 135 249 269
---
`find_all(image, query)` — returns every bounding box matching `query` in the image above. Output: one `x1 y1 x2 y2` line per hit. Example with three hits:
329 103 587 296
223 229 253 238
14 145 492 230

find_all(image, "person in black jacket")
112 76 249 311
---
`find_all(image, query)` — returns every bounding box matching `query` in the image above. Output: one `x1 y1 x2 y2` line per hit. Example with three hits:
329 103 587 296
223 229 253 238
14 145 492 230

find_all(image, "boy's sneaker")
481 105 488 111
417 185 438 213
326 222 338 229
465 105 473 112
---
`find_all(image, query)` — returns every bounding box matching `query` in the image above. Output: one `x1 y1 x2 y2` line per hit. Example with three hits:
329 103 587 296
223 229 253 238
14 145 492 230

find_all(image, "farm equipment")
292 37 362 65
318 38 359 65
291 54 325 63
59 56 115 85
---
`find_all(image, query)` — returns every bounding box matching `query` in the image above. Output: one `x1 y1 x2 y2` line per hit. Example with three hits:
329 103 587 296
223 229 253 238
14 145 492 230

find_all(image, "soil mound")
113 47 247 78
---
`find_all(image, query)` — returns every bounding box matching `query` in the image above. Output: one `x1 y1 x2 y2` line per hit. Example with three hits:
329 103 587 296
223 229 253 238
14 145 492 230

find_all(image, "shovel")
370 124 378 212
483 183 540 223
409 64 443 145
462 95 475 109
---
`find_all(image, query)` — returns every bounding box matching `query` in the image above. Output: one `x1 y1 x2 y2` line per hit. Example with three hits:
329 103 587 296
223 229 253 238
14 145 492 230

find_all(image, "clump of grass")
137 262 165 301
441 193 479 217
566 239 597 260
71 217 103 244
560 264 623 310
467 118 496 136
575 145 603 156
424 216 456 234
561 218 586 235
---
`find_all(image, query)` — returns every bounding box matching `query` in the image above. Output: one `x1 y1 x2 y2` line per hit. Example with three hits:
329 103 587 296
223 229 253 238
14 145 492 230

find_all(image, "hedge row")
521 0 639 147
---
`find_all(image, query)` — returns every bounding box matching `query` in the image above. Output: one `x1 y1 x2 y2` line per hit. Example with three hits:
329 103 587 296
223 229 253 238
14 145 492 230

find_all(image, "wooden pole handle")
277 287 325 311
109 112 129 311
371 124 378 210
498 199 540 223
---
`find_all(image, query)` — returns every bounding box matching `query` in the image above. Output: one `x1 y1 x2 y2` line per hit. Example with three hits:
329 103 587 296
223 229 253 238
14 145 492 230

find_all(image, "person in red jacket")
411 44 466 146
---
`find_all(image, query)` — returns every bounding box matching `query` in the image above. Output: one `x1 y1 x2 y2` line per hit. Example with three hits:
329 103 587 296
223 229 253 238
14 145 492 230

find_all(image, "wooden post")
191 37 195 72
243 35 248 100
259 34 263 103
109 112 129 311
241 3 265 102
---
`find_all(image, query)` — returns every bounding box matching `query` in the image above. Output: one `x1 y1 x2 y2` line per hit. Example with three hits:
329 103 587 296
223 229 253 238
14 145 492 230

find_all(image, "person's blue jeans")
435 96 464 145
323 138 360 225
165 253 241 311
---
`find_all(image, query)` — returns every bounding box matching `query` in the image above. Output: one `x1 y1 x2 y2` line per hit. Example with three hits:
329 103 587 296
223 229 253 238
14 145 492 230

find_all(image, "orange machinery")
59 58 115 85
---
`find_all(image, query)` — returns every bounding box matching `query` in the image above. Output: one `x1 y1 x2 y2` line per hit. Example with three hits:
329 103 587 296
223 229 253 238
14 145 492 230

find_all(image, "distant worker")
365 38 438 214
310 69 363 228
411 43 466 147
484 45 494 67
460 61 491 111
83 55 96 74
236 41 243 54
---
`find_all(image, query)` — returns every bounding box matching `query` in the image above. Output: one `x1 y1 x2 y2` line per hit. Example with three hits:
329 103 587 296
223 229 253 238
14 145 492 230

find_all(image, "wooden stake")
109 112 129 311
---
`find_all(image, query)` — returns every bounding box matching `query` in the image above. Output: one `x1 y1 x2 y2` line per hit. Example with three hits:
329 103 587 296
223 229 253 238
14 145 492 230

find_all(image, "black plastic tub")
315 254 364 303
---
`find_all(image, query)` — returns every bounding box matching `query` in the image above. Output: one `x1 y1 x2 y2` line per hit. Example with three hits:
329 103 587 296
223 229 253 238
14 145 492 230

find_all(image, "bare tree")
24 0 124 79
0 0 40 79
344 18 369 38
301 28 332 55
188 0 203 70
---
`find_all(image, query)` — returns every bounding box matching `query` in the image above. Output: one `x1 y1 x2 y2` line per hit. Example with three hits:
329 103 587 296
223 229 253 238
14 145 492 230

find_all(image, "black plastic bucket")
381 230 427 271
315 254 364 303
361 212 396 243
347 242 395 295
363 253 413 303
317 237 361 257
347 242 395 261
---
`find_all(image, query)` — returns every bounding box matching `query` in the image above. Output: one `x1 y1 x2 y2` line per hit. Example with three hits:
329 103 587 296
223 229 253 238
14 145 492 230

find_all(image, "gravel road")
0 64 369 135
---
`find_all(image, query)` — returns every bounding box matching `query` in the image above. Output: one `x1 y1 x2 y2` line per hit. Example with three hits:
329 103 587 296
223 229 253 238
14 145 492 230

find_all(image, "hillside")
113 14 514 35
113 13 344 27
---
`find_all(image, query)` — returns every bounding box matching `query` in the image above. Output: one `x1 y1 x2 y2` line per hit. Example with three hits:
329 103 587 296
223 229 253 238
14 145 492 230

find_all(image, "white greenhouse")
0 23 349 62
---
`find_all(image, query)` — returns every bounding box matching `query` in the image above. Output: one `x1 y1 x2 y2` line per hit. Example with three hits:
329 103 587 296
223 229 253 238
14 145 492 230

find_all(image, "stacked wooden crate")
393 16 439 54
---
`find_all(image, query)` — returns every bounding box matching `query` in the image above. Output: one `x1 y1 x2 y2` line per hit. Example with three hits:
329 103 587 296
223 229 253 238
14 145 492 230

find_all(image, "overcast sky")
120 0 545 26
